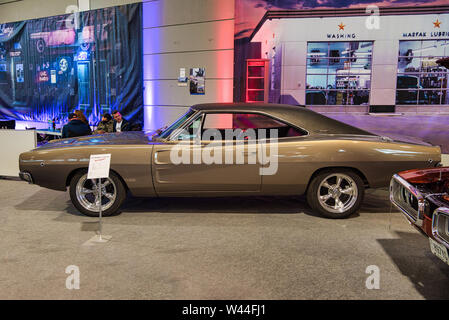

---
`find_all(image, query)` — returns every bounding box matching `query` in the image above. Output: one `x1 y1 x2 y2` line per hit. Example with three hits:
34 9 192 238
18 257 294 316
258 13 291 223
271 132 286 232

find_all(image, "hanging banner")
0 3 143 126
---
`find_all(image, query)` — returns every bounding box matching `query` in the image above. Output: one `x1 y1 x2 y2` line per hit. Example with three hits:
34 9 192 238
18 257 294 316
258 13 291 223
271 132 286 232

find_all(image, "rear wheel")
306 169 364 219
69 170 126 217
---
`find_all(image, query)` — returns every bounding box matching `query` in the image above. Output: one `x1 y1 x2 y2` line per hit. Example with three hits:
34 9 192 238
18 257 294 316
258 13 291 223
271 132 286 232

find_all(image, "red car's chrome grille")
390 174 426 227
432 207 449 249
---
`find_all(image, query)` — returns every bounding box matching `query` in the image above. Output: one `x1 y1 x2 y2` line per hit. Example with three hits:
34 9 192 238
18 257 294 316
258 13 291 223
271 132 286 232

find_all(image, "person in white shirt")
112 110 130 132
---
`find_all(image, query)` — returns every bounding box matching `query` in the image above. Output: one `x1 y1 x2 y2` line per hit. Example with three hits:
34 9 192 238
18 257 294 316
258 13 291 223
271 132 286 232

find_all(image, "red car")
390 167 449 265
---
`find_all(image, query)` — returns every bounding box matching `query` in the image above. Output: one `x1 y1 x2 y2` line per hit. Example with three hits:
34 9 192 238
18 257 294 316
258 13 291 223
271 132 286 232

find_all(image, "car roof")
190 103 375 136
192 103 300 112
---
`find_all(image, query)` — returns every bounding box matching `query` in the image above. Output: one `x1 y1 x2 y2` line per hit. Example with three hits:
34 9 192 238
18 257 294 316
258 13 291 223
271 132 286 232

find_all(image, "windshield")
158 109 196 139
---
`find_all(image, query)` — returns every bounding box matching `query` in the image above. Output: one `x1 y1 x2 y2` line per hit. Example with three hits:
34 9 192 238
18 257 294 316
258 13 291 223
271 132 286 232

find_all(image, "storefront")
250 6 449 113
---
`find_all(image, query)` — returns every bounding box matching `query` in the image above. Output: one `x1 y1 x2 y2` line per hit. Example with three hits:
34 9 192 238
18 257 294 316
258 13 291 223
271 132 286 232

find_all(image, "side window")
173 115 202 140
202 113 307 140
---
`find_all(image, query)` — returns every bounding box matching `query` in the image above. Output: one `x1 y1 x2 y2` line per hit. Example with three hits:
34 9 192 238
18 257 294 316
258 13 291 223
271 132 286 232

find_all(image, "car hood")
36 131 159 150
399 167 449 184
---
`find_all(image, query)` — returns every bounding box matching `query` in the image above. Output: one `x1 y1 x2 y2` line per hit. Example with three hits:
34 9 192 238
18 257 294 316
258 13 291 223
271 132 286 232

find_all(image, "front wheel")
306 169 365 219
69 170 126 217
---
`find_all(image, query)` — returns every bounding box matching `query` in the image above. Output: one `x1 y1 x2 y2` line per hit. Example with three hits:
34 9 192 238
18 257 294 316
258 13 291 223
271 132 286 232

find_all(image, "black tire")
69 169 126 217
306 169 365 219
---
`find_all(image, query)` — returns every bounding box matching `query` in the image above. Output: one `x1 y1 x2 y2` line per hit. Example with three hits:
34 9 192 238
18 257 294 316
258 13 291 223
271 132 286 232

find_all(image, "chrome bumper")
390 174 426 227
19 171 33 184
432 207 449 250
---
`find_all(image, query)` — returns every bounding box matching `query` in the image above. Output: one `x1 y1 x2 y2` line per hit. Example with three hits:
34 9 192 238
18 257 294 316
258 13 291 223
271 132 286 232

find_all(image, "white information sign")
178 68 188 86
179 68 186 78
87 154 111 179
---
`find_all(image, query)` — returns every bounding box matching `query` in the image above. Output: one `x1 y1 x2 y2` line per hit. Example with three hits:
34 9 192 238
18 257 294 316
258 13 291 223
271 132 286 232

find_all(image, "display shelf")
246 59 270 103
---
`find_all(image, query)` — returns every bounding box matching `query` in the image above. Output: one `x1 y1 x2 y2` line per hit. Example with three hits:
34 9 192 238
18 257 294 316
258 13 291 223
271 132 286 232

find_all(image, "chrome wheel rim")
75 174 116 212
317 173 358 214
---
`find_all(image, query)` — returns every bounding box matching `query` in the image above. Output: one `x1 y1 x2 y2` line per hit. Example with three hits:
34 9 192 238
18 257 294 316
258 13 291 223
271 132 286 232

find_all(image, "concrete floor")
0 179 448 300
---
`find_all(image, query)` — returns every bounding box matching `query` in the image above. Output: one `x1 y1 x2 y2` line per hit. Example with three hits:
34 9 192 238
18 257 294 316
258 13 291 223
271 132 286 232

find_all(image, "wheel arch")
305 166 370 193
65 167 130 192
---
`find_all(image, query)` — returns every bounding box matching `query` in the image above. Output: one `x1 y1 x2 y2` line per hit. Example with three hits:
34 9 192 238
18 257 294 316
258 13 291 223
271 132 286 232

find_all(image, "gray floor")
1 179 448 300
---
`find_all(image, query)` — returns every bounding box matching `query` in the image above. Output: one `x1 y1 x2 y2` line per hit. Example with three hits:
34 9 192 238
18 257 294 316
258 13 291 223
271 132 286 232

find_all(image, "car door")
242 115 310 196
152 112 262 195
260 135 313 196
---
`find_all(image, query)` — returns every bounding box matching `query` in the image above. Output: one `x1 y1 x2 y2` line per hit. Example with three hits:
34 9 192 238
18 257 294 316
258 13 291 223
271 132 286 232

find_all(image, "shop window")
306 42 373 106
397 40 449 105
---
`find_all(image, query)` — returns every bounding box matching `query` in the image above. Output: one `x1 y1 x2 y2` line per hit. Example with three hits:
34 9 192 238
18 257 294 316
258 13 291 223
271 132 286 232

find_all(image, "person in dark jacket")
61 113 92 138
94 113 114 134
112 110 131 132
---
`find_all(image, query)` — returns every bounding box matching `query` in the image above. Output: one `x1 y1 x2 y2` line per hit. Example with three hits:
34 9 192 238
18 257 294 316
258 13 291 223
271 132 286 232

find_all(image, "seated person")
75 110 89 126
62 113 92 138
94 113 113 134
112 110 131 132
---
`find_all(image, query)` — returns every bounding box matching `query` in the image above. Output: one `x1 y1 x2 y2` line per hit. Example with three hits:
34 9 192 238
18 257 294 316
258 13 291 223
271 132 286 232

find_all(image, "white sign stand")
86 154 112 244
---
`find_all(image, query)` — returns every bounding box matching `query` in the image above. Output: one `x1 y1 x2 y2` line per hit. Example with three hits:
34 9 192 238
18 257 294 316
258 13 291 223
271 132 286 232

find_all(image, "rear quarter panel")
261 138 441 195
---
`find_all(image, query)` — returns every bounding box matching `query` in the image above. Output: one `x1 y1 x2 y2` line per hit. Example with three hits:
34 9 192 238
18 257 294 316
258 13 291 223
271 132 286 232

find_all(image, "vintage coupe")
390 167 449 265
19 103 441 218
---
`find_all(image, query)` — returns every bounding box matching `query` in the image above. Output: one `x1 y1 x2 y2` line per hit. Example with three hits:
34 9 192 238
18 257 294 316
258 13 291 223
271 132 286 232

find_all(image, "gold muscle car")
19 103 441 218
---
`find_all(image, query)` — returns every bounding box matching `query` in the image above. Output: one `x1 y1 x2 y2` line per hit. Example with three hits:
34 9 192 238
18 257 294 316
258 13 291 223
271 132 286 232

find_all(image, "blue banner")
0 3 142 126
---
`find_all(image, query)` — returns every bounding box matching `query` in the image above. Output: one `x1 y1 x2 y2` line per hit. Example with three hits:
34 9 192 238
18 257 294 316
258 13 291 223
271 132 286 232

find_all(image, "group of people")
61 110 131 138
